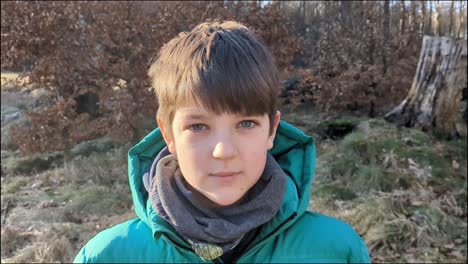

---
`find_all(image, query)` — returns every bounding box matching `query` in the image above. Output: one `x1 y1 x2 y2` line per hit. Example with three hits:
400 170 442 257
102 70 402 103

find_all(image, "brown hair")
148 20 280 136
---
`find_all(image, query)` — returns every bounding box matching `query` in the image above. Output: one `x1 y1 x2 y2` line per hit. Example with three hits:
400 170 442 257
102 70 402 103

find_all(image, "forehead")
174 106 209 118
174 105 266 120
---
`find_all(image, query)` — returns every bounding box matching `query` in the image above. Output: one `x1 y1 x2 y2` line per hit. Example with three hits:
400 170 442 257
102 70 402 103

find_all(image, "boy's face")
158 104 280 207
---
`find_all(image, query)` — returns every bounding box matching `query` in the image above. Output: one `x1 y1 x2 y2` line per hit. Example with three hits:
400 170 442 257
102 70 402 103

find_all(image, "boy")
74 21 370 263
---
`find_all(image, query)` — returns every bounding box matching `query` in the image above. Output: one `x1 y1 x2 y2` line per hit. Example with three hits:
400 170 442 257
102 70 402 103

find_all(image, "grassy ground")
1 144 136 262
1 85 467 262
281 105 467 263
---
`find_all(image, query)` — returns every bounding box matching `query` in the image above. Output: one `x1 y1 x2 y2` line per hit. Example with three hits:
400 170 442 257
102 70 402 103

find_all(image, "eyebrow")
179 111 265 120
179 113 208 120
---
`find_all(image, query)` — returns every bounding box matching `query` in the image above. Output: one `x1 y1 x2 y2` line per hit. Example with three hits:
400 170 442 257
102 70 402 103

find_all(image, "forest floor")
1 73 467 263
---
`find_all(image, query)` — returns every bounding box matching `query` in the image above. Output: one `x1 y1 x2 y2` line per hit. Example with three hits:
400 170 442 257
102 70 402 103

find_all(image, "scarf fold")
148 150 286 261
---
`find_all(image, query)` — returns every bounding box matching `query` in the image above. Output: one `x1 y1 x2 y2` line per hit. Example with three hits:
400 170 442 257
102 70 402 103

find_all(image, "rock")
1 106 24 123
40 200 58 208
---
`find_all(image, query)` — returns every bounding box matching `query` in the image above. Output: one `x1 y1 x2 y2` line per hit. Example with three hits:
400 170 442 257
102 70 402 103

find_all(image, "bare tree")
429 0 433 35
409 1 417 32
448 0 455 37
457 0 465 38
385 36 467 137
340 0 352 31
301 1 306 25
421 0 426 34
399 0 406 37
434 0 440 36
383 0 390 74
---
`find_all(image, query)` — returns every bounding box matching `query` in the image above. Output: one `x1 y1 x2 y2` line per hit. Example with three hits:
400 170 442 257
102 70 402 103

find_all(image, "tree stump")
384 35 467 138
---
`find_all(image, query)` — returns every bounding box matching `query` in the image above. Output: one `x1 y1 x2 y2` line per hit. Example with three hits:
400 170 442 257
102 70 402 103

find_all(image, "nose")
212 136 237 160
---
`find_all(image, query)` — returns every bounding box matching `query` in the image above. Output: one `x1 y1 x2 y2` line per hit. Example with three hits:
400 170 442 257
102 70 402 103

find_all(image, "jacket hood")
127 120 316 243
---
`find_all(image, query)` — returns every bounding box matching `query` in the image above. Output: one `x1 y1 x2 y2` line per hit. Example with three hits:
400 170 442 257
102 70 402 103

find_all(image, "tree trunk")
383 0 390 74
409 1 416 32
449 0 454 37
304 1 308 24
429 0 432 34
421 0 426 34
384 36 467 138
458 0 465 39
340 0 352 31
434 0 440 36
399 0 406 38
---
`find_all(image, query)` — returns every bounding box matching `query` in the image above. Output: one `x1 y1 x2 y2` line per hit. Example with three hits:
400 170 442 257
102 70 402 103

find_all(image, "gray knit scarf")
146 149 286 261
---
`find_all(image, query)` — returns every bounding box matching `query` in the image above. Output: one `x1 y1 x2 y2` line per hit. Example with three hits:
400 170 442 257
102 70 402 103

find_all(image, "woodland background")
1 1 467 263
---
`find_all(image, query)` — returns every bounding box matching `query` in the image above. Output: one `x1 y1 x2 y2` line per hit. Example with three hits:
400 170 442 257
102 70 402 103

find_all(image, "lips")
210 171 241 177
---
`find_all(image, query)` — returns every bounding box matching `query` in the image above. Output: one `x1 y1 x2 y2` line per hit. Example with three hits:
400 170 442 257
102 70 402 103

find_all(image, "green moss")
402 146 447 168
410 205 465 243
352 166 411 192
455 191 467 211
404 128 432 145
2 178 28 193
374 138 404 154
400 145 465 189
445 138 468 162
367 118 389 129
320 119 356 128
328 154 357 178
312 184 357 200
339 131 403 167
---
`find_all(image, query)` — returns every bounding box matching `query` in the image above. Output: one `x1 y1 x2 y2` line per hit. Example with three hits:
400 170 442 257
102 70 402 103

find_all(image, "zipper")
231 212 298 263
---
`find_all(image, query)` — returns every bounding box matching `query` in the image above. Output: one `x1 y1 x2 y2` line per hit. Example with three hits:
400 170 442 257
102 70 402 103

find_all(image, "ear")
157 117 176 154
267 111 281 150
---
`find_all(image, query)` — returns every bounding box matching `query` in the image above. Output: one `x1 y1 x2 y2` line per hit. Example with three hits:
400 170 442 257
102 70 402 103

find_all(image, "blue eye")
190 124 207 131
239 120 256 128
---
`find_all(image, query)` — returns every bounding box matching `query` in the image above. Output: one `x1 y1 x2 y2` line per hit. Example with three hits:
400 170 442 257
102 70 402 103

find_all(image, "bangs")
149 21 280 131
174 27 279 117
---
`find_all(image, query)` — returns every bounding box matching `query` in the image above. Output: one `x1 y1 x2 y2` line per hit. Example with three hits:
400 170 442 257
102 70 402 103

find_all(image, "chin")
209 193 243 207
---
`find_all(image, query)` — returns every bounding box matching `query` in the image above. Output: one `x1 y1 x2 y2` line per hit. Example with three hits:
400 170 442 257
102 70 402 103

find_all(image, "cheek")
174 139 209 183
242 139 269 176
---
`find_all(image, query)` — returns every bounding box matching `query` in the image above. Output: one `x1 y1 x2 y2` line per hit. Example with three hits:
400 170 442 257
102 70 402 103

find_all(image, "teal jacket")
74 121 370 263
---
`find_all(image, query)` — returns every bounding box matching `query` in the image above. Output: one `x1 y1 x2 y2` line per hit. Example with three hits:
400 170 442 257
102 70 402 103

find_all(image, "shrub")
2 1 301 155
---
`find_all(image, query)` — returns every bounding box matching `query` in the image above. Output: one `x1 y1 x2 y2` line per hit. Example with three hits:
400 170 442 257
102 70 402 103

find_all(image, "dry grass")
62 144 130 185
310 118 467 263
1 100 466 262
1 223 87 263
1 227 35 259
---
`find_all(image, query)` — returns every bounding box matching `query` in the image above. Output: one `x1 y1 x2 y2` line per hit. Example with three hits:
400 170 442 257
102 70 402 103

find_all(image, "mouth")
210 171 241 178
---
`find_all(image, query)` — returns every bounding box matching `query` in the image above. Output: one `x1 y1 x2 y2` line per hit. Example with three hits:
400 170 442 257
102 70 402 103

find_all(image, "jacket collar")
127 120 316 247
